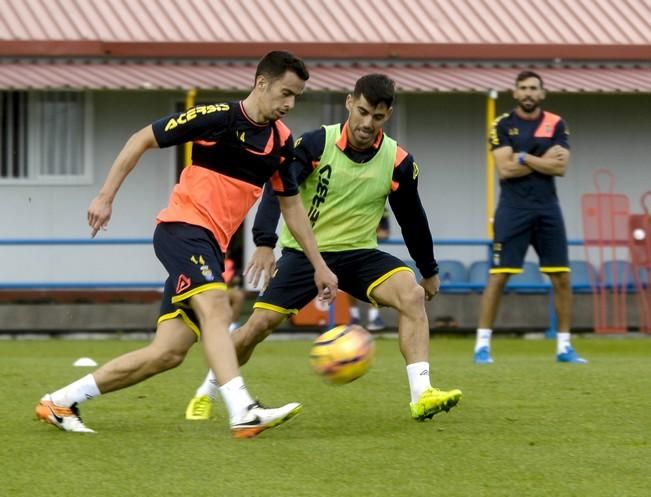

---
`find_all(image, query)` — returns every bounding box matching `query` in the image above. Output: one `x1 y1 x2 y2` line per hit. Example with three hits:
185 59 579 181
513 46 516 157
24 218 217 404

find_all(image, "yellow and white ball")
309 324 375 384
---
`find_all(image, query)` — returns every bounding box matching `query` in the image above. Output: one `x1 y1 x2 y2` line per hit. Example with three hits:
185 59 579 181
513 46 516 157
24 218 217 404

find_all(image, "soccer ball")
309 324 375 384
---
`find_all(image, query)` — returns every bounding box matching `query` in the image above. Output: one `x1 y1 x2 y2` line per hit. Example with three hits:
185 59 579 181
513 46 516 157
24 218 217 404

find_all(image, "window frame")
0 90 94 186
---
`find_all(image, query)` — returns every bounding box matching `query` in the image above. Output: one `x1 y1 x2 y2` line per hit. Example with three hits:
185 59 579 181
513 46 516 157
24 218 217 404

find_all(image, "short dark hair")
353 74 395 108
255 51 309 83
515 70 544 88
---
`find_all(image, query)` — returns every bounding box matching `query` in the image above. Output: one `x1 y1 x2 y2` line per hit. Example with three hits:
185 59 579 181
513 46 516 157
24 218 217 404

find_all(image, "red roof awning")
1 0 650 61
0 61 650 93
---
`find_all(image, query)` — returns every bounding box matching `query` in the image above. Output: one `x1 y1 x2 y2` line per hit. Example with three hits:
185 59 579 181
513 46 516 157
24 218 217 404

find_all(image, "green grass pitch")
1 337 650 497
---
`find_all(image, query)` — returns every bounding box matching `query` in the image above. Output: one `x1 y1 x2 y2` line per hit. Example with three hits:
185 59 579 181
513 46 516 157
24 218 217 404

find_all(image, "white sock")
406 362 432 403
195 324 238 400
195 370 220 400
350 306 360 319
556 332 571 354
475 328 492 352
218 376 255 423
50 374 101 406
368 307 380 321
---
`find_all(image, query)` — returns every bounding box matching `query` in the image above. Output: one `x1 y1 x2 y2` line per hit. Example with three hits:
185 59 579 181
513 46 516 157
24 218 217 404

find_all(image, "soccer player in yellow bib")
186 74 462 422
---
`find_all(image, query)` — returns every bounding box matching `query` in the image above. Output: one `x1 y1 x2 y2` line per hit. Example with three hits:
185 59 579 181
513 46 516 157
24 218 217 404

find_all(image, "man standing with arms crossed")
473 70 587 365
36 51 338 438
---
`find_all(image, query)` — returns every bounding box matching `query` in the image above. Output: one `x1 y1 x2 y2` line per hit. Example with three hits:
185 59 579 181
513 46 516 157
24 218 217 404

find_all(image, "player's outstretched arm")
88 125 159 237
277 194 338 303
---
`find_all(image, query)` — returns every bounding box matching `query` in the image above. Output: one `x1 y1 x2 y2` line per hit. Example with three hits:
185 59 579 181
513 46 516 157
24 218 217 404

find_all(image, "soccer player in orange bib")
35 51 337 438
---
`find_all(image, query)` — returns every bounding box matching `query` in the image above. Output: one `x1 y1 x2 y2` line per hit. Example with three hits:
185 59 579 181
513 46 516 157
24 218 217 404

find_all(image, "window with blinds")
0 91 89 182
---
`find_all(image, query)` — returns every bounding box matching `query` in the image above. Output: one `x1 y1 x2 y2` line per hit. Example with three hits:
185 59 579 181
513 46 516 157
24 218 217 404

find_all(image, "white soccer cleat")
35 394 95 433
230 401 301 439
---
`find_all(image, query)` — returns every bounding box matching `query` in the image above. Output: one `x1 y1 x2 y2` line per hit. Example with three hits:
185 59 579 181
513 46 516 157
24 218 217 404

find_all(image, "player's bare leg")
191 290 240 385
549 272 586 363
185 307 287 421
186 289 247 420
232 308 286 365
96 319 196 391
191 295 300 436
474 273 510 364
37 318 195 432
372 270 462 420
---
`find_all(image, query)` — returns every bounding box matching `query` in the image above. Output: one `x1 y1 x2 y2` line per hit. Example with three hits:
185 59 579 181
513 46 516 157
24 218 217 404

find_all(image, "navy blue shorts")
154 222 227 336
254 248 413 315
491 203 569 274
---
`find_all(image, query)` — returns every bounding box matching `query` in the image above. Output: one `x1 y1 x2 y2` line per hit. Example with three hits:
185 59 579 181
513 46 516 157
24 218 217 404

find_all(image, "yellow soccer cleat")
185 395 213 420
410 387 462 421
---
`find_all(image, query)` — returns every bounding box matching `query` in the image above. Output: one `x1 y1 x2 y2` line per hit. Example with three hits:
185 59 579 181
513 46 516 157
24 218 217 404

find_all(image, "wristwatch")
517 152 526 166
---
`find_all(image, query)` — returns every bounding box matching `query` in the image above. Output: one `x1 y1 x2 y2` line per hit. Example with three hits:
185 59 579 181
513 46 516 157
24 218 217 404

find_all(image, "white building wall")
1 91 178 286
1 90 649 287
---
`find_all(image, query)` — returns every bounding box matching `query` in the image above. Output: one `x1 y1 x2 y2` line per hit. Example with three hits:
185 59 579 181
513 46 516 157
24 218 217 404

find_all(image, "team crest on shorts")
200 264 215 281
492 243 502 266
190 254 215 281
